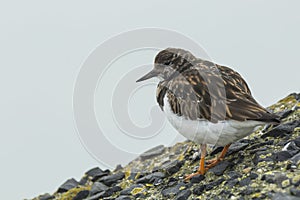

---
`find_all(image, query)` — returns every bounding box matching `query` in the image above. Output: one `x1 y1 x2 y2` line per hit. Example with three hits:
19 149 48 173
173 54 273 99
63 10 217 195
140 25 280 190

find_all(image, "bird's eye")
164 60 171 65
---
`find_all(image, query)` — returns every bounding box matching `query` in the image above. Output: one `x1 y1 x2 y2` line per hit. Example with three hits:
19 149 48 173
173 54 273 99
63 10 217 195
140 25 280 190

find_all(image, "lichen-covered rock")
31 93 300 200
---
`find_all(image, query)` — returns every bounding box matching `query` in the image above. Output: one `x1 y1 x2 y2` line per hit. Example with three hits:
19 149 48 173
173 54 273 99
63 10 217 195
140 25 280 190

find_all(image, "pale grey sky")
0 1 299 199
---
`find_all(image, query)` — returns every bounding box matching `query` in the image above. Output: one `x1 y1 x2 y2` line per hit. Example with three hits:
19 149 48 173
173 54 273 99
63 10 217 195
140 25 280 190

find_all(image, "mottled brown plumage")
136 48 279 178
154 48 279 124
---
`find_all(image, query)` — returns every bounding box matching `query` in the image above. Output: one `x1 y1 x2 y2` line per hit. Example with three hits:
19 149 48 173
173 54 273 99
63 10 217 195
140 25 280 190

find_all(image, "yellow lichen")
131 187 145 195
125 168 131 179
134 172 141 180
251 192 262 198
57 186 91 200
292 174 300 184
281 179 290 188
179 186 186 190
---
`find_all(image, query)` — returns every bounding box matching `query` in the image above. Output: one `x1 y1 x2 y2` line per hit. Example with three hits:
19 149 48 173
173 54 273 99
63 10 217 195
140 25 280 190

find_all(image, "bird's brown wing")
157 61 279 123
216 64 279 123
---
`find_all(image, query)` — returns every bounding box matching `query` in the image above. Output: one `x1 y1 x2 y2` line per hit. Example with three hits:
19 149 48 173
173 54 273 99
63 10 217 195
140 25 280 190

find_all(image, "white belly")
163 96 265 146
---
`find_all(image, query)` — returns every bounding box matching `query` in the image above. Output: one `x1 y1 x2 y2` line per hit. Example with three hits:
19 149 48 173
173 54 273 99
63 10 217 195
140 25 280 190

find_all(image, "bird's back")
156 59 280 124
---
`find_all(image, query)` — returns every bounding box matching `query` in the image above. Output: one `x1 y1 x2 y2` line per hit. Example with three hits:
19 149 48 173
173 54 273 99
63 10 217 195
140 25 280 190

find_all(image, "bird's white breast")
163 96 265 146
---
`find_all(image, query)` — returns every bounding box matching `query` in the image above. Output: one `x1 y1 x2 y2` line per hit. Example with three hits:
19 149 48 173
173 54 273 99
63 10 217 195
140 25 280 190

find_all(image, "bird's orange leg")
206 144 231 169
185 144 207 180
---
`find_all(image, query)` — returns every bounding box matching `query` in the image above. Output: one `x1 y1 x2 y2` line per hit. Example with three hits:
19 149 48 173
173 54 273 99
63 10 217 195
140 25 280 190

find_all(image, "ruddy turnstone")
136 48 279 179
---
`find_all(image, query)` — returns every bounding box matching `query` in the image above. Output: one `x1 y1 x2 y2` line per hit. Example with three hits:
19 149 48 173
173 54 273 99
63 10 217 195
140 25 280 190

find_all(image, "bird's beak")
136 69 159 82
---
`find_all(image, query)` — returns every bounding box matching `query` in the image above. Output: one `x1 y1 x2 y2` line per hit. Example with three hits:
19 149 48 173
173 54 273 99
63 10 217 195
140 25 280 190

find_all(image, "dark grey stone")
272 151 292 162
72 190 89 200
285 142 300 156
153 177 163 186
161 160 184 175
127 170 146 180
227 171 241 179
162 182 186 197
261 174 275 183
119 184 144 195
277 109 293 119
192 185 205 195
293 137 300 148
167 177 178 187
290 188 300 197
115 196 132 200
239 187 255 196
57 178 79 193
239 177 251 186
175 189 191 200
253 151 272 165
291 152 300 164
90 182 109 195
114 164 123 171
140 145 165 161
227 142 249 156
78 176 88 185
209 161 231 176
99 172 125 186
205 178 225 191
262 120 300 138
190 174 205 183
249 172 258 179
85 167 110 181
84 191 105 200
272 192 300 200
110 186 122 193
274 173 289 188
39 193 55 200
226 179 239 187
136 172 165 184
210 146 223 156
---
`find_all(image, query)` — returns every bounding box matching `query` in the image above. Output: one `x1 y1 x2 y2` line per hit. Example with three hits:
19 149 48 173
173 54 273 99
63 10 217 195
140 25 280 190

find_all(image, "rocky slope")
32 93 300 200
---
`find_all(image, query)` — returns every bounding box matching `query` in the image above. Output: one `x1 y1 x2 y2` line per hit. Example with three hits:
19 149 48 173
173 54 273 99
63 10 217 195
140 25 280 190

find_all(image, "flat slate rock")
190 174 205 183
115 196 132 200
57 178 79 193
205 178 225 191
160 160 183 175
227 142 249 156
272 192 300 200
140 145 165 161
239 177 251 186
262 120 300 138
192 185 205 195
90 182 109 195
209 161 231 176
162 182 187 197
99 172 125 186
136 172 165 184
85 167 110 181
39 193 55 200
290 188 300 197
120 184 144 195
72 190 89 200
175 189 191 200
272 151 293 162
293 137 300 148
291 152 300 164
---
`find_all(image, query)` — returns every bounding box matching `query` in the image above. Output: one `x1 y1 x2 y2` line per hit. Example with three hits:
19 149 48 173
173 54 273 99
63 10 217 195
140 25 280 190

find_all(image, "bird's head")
136 48 196 82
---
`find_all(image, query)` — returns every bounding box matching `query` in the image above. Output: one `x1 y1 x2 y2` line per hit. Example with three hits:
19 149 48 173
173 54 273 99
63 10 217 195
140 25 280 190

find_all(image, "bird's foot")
206 158 223 169
206 158 218 164
184 168 208 181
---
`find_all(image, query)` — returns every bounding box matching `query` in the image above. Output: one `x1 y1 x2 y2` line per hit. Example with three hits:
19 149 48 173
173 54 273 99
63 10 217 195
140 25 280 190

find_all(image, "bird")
136 48 280 179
